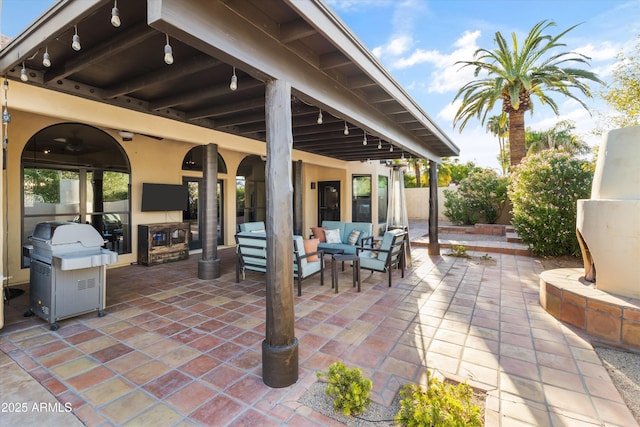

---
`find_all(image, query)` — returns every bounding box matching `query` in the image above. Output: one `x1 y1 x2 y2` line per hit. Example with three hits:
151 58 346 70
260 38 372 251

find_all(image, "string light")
72 25 81 51
389 144 394 152
362 131 367 145
3 79 10 152
111 1 121 27
377 138 382 149
343 122 349 135
42 46 51 67
20 63 28 82
317 108 323 125
163 34 174 65
229 67 237 91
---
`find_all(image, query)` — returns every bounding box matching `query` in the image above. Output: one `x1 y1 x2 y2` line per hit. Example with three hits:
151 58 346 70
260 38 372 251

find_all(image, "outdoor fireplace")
576 125 640 299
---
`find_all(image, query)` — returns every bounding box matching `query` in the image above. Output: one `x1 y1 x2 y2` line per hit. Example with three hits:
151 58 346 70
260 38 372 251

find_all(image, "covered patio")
1 241 636 426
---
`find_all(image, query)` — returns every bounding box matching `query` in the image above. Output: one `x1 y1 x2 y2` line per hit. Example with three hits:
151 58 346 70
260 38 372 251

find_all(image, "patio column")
293 160 303 236
198 143 221 279
428 159 440 255
263 79 298 387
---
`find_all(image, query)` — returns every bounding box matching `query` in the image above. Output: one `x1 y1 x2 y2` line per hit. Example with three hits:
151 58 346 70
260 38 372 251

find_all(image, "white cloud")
325 0 394 12
437 101 461 122
373 35 413 58
575 41 621 62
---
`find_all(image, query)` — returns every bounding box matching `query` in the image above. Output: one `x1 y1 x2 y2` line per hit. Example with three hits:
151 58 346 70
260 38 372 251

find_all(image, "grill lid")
31 221 105 247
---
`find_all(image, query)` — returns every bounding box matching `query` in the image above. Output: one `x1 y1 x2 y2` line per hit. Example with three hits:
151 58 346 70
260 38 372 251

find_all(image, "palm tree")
453 20 603 167
526 120 590 155
486 115 510 175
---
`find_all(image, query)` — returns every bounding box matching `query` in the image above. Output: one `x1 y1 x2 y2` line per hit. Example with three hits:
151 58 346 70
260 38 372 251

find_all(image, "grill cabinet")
23 221 118 330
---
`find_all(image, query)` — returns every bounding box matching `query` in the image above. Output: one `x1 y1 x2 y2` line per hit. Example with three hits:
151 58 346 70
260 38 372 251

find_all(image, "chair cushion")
347 229 361 245
303 238 319 262
325 229 342 244
238 221 266 232
343 222 372 246
311 226 327 242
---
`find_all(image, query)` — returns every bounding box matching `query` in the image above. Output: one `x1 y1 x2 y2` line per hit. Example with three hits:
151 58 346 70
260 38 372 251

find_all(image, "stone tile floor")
1 233 638 426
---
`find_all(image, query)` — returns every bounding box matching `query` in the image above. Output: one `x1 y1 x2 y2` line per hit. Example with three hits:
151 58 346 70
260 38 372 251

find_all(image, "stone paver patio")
1 237 637 426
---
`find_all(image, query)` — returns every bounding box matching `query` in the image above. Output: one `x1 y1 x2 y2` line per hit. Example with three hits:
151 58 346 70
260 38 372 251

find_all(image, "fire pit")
23 221 118 330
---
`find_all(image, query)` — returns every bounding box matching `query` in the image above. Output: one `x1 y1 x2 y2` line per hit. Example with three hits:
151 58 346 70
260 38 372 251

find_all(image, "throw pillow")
311 226 328 242
325 228 342 244
347 230 361 245
303 238 319 262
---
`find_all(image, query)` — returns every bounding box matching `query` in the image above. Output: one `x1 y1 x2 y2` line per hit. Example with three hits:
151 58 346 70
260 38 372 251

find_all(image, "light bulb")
343 122 349 135
230 67 237 91
390 145 394 152
164 34 174 65
362 131 367 145
377 139 382 149
20 63 28 82
317 109 323 125
72 26 81 51
111 7 121 27
43 48 51 67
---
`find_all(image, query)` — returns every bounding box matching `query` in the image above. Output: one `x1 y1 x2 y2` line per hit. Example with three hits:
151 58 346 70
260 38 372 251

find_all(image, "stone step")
506 232 522 243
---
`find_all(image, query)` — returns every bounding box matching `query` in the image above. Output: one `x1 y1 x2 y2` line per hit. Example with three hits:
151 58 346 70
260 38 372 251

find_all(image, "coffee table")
331 254 361 293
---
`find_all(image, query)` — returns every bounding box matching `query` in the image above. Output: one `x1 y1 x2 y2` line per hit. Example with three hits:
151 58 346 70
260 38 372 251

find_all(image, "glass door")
183 178 223 249
318 181 340 223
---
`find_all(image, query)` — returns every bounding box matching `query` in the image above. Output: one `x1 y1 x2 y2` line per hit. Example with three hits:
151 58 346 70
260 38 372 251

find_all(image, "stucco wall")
405 187 450 221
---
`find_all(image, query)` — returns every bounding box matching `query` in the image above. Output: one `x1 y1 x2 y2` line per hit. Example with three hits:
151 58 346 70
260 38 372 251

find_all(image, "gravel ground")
594 347 640 424
299 381 400 426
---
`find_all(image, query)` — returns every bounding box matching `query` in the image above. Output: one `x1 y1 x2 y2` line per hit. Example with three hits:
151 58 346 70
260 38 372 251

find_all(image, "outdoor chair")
293 235 325 296
356 229 406 288
235 232 325 296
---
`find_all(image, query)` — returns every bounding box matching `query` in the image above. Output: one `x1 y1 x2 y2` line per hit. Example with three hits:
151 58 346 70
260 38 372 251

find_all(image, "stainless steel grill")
23 221 118 330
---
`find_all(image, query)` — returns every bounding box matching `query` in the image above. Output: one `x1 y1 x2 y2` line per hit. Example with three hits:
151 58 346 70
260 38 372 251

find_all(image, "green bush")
443 169 508 225
395 373 482 427
508 150 593 256
317 361 372 416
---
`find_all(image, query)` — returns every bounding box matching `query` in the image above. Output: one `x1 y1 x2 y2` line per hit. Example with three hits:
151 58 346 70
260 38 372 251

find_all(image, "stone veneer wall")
540 268 640 352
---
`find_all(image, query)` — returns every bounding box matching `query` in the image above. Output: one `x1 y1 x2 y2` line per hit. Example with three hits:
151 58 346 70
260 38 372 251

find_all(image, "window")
21 123 131 266
352 175 371 222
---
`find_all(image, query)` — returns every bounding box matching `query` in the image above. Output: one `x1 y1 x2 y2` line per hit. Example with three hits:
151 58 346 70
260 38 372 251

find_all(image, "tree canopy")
600 35 640 129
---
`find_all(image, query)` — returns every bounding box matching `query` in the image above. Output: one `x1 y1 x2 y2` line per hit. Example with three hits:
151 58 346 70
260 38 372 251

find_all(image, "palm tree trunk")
508 109 526 166
415 163 421 188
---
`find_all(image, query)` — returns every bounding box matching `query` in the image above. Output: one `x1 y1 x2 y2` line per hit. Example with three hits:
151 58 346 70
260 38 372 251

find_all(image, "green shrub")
508 150 593 256
317 361 372 416
444 169 508 225
447 245 470 258
395 372 482 427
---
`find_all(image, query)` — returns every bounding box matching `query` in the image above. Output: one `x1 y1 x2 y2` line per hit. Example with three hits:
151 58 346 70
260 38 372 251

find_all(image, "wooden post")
262 79 298 387
428 159 440 255
293 160 303 236
198 143 220 279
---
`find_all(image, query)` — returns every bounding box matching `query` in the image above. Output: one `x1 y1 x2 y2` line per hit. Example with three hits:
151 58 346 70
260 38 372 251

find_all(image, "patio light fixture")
229 67 237 91
163 34 174 65
20 63 28 82
42 46 51 67
362 131 367 145
343 121 349 135
111 1 121 27
316 108 323 124
72 25 81 51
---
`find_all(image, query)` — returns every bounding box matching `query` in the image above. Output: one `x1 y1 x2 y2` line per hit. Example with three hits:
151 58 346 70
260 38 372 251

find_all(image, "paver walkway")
1 236 637 426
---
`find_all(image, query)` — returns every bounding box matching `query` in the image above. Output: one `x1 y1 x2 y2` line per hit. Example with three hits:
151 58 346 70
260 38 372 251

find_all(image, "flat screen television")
141 183 189 212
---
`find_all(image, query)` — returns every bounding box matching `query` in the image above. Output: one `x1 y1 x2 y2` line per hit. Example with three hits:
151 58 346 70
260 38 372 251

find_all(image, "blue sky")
3 0 640 169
